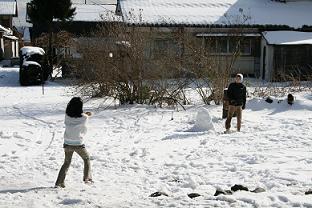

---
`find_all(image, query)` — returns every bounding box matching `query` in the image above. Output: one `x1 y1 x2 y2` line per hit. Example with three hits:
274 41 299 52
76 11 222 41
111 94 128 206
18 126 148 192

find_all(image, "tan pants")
55 145 91 186
225 105 242 131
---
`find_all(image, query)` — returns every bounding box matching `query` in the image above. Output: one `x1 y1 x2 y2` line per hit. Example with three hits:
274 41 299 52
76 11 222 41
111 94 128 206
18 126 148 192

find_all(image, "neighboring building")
0 0 17 28
117 0 312 81
0 0 19 60
0 24 19 60
29 0 312 81
261 31 312 81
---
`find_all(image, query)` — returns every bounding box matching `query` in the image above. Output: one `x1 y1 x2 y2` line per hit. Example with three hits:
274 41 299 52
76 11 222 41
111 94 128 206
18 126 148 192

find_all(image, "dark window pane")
229 39 239 53
217 38 228 53
153 39 168 58
205 38 217 53
240 39 251 54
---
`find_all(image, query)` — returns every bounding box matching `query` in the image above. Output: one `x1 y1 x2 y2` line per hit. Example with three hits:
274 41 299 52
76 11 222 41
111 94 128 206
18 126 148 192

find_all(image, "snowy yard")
0 66 312 207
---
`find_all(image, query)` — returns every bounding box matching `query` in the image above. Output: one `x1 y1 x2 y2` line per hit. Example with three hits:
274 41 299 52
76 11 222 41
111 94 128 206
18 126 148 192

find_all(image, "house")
261 31 312 81
0 0 17 28
29 0 312 81
0 24 19 60
116 0 312 81
0 0 19 60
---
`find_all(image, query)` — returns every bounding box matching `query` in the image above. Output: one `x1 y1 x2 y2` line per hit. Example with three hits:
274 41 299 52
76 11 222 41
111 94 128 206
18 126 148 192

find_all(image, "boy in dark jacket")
225 73 246 133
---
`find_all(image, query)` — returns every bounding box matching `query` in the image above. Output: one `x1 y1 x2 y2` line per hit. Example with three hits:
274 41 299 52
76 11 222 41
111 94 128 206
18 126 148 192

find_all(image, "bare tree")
74 11 184 105
34 30 75 78
73 10 252 107
173 11 252 105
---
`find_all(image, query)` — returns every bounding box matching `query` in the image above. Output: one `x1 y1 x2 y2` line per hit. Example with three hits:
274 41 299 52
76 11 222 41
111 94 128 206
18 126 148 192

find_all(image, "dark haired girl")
55 97 93 188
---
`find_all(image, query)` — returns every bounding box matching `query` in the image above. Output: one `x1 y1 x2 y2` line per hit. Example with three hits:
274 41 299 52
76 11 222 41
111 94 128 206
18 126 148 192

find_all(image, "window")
154 39 168 58
229 39 239 53
205 37 252 55
217 38 228 53
205 38 217 53
240 39 251 55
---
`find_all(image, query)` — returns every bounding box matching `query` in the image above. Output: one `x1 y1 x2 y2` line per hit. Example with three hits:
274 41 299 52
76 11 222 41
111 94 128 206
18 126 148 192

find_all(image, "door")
262 46 266 80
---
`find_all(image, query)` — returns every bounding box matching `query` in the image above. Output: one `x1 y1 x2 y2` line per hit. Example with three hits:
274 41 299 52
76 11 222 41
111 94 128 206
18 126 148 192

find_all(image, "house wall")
273 45 312 80
267 46 275 81
61 25 261 77
2 38 19 59
233 57 258 75
3 39 13 59
142 27 260 76
260 38 274 81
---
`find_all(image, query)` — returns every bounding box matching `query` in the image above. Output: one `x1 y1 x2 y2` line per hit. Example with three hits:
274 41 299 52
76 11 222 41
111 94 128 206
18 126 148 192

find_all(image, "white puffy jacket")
64 114 88 146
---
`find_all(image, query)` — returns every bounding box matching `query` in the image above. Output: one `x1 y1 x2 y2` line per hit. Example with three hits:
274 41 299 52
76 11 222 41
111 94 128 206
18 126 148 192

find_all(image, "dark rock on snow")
214 189 233 196
231 184 249 192
288 93 294 105
251 187 266 193
149 192 169 197
187 193 201 199
265 97 273 104
305 190 312 195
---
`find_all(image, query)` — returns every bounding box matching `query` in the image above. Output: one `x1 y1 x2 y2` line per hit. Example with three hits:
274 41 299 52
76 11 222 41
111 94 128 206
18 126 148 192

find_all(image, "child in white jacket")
55 97 92 188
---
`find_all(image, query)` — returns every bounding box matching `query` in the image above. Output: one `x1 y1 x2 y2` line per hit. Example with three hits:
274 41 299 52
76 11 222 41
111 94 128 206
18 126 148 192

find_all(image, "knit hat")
236 73 243 82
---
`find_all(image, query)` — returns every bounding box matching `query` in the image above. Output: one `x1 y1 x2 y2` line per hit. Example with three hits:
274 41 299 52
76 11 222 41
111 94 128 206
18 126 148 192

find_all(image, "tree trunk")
47 24 53 79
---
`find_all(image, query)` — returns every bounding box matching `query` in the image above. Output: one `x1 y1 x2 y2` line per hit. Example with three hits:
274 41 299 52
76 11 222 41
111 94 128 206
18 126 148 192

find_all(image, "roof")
74 0 116 4
262 31 312 45
119 0 312 28
22 61 41 67
3 35 18 40
71 4 122 22
21 46 45 56
196 33 261 37
0 0 17 16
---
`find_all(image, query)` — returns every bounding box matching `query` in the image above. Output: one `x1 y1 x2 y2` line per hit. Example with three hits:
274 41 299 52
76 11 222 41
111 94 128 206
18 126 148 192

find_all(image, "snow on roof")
196 33 261 37
0 0 17 15
72 4 122 22
20 46 45 56
74 0 117 3
0 24 12 35
263 31 312 45
120 0 312 28
22 61 41 67
3 35 18 40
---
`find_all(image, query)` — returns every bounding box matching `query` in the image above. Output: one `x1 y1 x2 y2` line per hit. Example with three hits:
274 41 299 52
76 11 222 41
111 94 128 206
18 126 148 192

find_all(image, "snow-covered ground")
1 66 312 207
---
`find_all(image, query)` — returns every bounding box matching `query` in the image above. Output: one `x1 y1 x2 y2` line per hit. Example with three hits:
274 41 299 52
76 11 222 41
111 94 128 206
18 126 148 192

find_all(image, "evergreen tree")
28 0 76 77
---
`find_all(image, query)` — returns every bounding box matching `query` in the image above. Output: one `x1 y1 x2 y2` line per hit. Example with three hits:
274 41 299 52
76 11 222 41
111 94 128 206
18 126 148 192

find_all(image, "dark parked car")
19 46 49 86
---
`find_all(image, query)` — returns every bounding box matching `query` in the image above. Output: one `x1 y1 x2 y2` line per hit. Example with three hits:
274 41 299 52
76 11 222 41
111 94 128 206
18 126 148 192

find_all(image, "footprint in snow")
0 131 11 139
13 132 25 139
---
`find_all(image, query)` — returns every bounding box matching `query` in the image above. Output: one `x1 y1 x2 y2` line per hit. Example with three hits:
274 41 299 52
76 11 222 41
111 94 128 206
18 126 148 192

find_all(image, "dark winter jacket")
227 82 246 108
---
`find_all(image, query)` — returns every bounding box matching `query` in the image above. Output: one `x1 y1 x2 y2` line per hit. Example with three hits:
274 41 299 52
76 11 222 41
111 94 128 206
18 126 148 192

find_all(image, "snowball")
193 108 215 132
